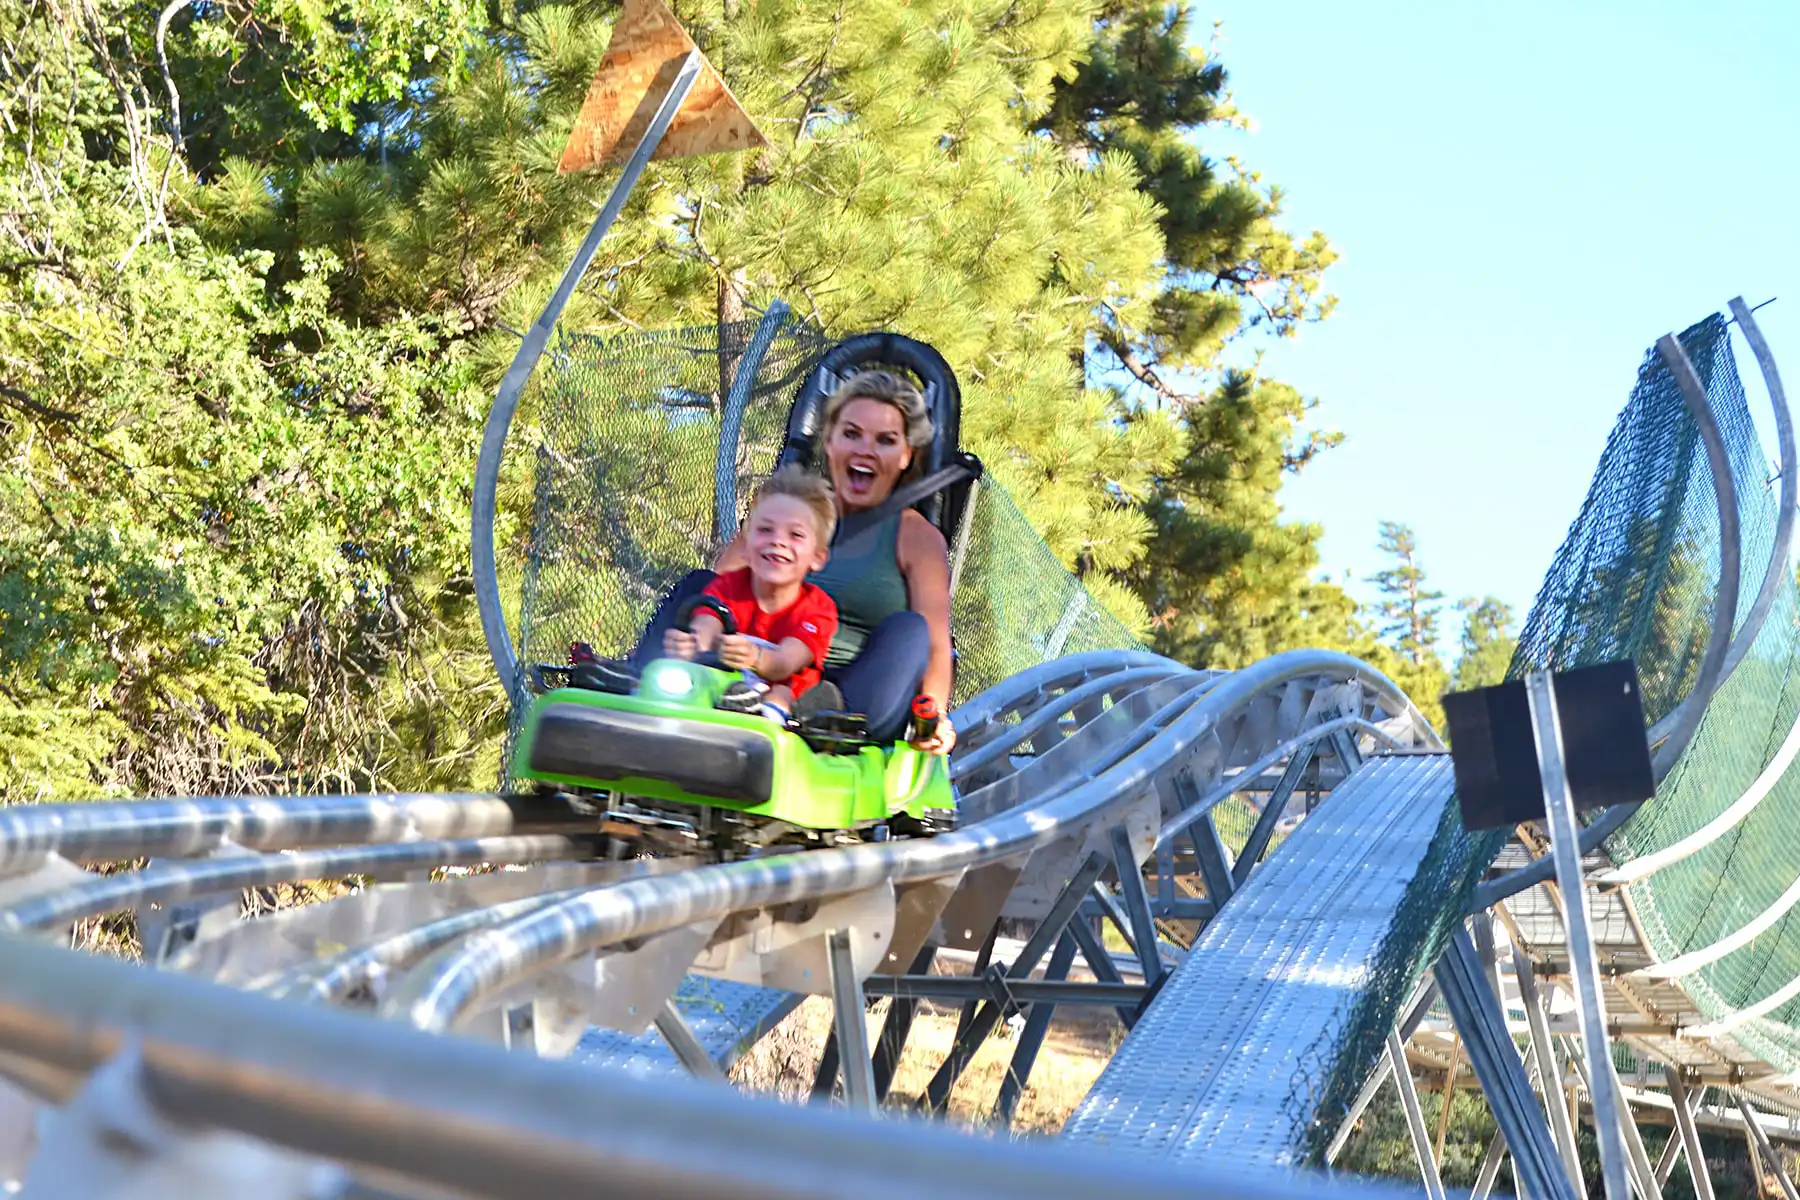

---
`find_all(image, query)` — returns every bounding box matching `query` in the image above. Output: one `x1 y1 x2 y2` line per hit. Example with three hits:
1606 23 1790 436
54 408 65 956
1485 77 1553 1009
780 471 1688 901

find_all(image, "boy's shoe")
792 681 845 718
760 702 792 727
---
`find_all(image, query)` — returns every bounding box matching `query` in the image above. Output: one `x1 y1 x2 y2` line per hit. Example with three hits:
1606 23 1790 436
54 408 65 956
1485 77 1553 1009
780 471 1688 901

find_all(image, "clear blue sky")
1195 1 1799 658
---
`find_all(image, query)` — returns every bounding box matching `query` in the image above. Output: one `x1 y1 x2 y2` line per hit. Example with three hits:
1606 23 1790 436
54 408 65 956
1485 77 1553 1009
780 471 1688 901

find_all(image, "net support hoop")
472 49 705 691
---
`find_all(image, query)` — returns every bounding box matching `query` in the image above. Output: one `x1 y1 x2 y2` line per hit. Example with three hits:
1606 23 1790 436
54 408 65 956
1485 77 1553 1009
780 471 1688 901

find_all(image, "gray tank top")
808 509 910 669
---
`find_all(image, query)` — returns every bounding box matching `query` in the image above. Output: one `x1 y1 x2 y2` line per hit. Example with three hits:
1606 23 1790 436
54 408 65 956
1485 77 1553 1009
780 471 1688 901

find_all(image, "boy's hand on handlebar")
663 629 699 659
716 634 759 671
912 714 956 756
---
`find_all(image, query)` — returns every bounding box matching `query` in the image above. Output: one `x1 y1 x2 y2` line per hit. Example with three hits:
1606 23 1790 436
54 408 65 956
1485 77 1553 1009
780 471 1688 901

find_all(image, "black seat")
777 332 982 542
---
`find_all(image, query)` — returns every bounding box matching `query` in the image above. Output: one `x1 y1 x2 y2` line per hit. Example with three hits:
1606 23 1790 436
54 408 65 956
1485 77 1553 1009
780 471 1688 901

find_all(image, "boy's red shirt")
699 568 838 696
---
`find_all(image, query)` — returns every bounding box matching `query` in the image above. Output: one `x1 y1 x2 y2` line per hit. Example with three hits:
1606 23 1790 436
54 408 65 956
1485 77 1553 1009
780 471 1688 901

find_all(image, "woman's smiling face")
823 397 912 511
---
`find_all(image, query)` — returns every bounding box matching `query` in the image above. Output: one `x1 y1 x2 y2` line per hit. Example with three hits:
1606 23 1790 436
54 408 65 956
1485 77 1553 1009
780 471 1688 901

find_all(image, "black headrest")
778 333 974 535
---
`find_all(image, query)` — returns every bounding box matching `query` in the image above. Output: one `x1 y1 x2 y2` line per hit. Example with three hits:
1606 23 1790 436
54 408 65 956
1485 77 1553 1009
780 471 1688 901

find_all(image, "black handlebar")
674 594 739 637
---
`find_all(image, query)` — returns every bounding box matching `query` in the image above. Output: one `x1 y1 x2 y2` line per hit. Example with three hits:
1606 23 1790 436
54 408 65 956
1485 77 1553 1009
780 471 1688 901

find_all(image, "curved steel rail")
1593 297 1798 889
1474 308 1771 911
385 649 1437 1033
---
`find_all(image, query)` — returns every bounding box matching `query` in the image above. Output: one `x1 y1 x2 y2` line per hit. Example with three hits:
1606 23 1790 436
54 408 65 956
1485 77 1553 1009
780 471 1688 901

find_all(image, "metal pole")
1563 1042 1660 1200
712 300 793 544
654 999 727 1083
1513 944 1587 1195
1388 1028 1448 1200
1736 1093 1800 1200
827 929 878 1115
471 49 705 687
1526 669 1632 1200
1473 1129 1510 1200
1665 1073 1713 1200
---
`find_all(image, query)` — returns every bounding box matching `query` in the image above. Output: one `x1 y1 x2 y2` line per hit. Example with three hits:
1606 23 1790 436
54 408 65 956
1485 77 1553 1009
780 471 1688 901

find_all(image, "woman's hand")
911 713 956 757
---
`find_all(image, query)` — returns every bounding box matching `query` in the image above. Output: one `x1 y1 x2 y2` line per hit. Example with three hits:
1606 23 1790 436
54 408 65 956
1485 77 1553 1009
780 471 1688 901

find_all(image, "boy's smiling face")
746 494 829 589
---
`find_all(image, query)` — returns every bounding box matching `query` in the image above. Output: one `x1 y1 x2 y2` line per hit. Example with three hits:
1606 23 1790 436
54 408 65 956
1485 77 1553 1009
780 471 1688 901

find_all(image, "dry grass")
729 995 1120 1138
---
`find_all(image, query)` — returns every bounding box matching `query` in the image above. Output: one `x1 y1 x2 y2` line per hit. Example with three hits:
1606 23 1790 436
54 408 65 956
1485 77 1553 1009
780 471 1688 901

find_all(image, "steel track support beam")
1437 928 1578 1200
921 851 1108 1114
871 944 937 1103
1390 1028 1449 1200
1665 1073 1713 1200
1189 820 1235 909
993 930 1078 1125
654 999 727 1084
1527 670 1630 1200
1736 1092 1800 1200
1088 881 1139 959
1564 1040 1660 1200
1065 912 1141 1029
1515 934 1588 1196
1325 977 1443 1165
1473 1129 1510 1200
827 929 877 1115
1108 825 1163 985
1232 743 1314 887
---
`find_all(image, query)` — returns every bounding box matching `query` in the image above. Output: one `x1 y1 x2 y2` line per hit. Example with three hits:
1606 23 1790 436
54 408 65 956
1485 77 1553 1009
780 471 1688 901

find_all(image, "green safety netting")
1292 312 1795 1156
504 310 1145 772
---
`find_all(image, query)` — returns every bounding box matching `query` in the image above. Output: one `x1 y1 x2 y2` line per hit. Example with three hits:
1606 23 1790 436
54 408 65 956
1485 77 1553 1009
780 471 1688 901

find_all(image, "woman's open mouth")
845 464 878 495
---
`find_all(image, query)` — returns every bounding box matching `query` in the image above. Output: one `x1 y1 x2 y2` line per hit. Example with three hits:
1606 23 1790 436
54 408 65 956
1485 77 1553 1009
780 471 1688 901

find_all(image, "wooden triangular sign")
558 0 766 174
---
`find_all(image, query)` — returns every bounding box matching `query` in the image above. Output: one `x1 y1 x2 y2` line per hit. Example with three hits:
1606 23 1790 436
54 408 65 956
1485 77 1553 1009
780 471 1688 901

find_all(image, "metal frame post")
920 852 1108 1113
1665 1073 1713 1200
472 50 706 686
654 999 727 1084
1233 744 1314 887
1563 1042 1661 1200
1736 1092 1800 1200
712 300 793 544
1436 928 1578 1200
1108 826 1164 985
871 944 937 1102
993 930 1078 1124
1512 944 1587 1196
1065 913 1141 1029
1527 670 1632 1200
827 929 877 1114
1388 1028 1449 1200
1325 978 1442 1165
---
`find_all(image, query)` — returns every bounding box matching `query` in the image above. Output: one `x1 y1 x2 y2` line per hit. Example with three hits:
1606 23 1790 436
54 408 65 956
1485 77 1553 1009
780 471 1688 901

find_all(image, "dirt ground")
729 994 1123 1137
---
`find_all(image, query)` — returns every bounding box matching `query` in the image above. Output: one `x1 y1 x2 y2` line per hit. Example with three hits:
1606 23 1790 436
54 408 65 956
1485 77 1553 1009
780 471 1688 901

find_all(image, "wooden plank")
559 0 765 173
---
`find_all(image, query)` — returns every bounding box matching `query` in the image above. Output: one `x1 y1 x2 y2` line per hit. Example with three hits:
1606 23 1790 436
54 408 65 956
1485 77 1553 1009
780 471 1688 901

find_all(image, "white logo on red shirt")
802 622 817 633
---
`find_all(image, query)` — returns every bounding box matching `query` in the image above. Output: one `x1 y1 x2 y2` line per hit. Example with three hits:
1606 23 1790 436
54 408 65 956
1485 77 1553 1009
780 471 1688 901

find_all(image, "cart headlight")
651 665 695 698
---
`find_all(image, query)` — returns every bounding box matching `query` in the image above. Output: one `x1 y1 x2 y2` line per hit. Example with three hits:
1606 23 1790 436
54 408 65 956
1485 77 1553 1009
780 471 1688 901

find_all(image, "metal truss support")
1527 670 1630 1200
827 928 877 1115
1088 880 1139 958
1325 977 1442 1165
654 999 727 1084
1232 743 1314 887
1665 1073 1713 1200
921 851 1109 1114
1389 1027 1448 1200
993 930 1078 1125
1473 1129 1510 1200
1513 942 1588 1196
871 944 937 1103
1065 912 1142 1029
1189 819 1236 908
1563 1042 1661 1200
1736 1092 1800 1200
1108 826 1164 985
1437 928 1578 1200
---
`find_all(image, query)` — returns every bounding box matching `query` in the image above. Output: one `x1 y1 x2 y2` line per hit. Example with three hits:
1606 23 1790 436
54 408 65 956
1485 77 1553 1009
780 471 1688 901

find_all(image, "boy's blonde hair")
749 466 838 546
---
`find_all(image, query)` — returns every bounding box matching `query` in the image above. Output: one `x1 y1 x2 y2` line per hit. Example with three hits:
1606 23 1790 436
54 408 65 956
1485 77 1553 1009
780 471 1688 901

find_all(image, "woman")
637 370 957 755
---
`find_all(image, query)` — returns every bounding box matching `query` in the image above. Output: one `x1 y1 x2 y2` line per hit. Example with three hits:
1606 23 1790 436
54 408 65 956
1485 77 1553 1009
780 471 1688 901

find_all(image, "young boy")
663 467 839 723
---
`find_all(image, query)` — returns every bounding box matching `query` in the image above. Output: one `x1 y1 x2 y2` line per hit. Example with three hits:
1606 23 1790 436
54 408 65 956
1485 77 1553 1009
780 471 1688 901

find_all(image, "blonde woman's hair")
821 369 935 451
749 465 838 546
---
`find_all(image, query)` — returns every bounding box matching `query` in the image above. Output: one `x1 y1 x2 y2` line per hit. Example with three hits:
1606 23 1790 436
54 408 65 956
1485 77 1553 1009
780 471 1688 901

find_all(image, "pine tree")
1453 597 1518 691
1369 522 1445 666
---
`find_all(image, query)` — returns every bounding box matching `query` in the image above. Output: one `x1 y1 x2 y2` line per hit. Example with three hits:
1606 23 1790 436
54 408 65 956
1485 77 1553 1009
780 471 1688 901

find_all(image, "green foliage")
1453 597 1518 691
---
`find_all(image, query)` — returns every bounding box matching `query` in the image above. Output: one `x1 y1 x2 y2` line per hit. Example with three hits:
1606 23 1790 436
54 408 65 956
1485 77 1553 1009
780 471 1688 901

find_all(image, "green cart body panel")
511 658 955 828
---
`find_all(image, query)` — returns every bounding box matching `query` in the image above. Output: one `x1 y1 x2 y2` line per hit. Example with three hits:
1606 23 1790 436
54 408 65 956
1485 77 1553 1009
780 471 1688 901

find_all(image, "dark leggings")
632 570 929 742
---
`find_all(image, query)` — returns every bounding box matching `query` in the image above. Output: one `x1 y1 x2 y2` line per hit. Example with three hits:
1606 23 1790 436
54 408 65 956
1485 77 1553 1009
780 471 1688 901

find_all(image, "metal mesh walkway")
1062 754 1456 1168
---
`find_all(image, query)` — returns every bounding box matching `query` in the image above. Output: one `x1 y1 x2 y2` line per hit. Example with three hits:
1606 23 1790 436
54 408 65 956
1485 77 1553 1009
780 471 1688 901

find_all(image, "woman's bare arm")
896 510 955 749
713 531 748 572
